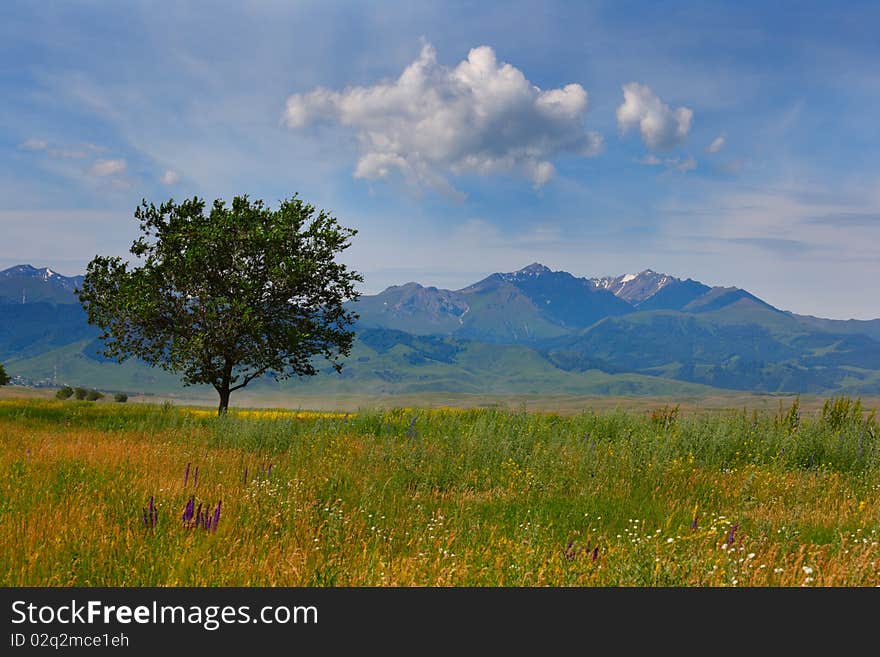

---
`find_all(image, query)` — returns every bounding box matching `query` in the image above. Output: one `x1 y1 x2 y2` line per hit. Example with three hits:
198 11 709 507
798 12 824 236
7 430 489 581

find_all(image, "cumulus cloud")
88 159 127 177
707 135 726 153
282 42 603 191
617 82 693 150
160 169 180 185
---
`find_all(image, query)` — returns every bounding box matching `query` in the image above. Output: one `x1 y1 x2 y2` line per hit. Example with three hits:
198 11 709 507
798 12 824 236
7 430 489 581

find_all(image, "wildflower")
591 547 599 562
211 501 222 533
802 566 813 576
182 496 195 524
727 523 739 546
142 496 158 529
691 515 698 531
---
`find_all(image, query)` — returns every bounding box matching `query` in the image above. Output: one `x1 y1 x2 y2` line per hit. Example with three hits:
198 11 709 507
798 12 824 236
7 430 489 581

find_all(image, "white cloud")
160 169 180 185
19 138 48 151
707 135 726 153
17 139 98 159
88 159 127 177
617 82 693 150
282 42 603 191
639 154 662 166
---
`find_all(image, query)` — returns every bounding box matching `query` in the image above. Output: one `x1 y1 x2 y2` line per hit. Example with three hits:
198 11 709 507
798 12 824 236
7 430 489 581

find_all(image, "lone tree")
0 363 9 387
77 194 362 414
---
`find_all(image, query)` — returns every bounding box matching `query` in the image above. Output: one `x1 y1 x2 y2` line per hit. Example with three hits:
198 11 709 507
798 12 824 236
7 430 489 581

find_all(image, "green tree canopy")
77 194 362 414
0 363 9 386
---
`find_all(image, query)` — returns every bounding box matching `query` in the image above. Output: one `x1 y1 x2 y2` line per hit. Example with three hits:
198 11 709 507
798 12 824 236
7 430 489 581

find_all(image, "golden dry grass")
1 398 878 586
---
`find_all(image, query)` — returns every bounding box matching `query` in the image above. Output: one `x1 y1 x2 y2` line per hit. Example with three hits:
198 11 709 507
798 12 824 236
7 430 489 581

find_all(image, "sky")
1 0 879 319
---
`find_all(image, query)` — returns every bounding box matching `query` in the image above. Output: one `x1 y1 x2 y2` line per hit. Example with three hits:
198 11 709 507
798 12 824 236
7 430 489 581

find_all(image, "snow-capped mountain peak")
589 269 677 304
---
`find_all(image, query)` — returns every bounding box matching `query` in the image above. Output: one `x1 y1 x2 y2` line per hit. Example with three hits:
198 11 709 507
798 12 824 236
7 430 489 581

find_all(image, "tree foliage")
77 194 362 414
56 386 74 399
0 363 9 386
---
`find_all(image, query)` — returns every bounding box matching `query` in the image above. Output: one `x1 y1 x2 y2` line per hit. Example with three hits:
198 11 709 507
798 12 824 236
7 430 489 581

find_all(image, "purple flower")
182 496 195 524
211 501 222 533
591 547 599 562
243 466 248 484
727 523 739 546
142 496 158 528
691 515 699 531
267 464 273 477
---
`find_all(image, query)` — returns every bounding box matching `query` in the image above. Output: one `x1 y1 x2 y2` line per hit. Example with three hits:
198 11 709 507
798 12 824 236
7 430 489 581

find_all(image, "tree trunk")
217 385 231 416
216 358 234 416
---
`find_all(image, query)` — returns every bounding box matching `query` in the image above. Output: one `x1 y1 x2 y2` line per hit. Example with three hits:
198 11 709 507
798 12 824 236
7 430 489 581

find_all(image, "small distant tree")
85 389 104 401
0 363 9 387
56 386 74 400
113 392 128 403
78 194 362 415
74 387 88 400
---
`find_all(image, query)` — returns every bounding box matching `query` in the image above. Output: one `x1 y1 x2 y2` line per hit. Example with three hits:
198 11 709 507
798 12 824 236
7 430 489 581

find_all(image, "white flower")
667 538 674 544
802 566 814 575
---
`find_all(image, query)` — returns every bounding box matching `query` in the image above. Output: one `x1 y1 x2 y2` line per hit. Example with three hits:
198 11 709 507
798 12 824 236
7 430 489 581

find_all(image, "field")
1 396 878 586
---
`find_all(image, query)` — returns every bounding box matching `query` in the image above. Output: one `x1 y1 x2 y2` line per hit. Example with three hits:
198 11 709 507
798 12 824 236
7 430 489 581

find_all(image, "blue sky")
2 0 879 318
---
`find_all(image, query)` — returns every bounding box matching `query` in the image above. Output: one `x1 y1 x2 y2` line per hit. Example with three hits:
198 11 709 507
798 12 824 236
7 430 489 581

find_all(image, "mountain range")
1 262 879 397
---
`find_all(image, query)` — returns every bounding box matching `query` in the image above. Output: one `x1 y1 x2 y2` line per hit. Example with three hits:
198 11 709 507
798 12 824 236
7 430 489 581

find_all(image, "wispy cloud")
726 236 813 254
617 82 693 150
639 154 695 173
88 159 127 177
283 42 603 194
666 156 697 173
706 135 726 153
804 212 880 227
18 138 48 151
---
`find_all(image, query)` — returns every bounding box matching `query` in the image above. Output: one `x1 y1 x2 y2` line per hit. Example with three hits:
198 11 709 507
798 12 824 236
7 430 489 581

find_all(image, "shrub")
85 389 104 402
56 386 74 400
114 392 128 403
822 396 863 430
649 404 679 430
73 387 88 400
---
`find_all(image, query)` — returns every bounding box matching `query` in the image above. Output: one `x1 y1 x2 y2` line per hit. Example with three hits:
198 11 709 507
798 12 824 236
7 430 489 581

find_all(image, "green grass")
1 397 878 586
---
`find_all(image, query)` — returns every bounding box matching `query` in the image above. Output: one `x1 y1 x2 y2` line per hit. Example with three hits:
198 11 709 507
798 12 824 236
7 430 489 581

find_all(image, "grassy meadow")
1 396 878 586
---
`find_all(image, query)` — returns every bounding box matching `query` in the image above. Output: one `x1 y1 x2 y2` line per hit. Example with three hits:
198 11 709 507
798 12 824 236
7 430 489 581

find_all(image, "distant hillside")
2 262 879 396
0 265 83 304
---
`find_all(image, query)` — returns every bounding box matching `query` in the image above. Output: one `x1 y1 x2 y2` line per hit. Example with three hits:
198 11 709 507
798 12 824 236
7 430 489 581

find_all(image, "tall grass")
0 398 877 586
